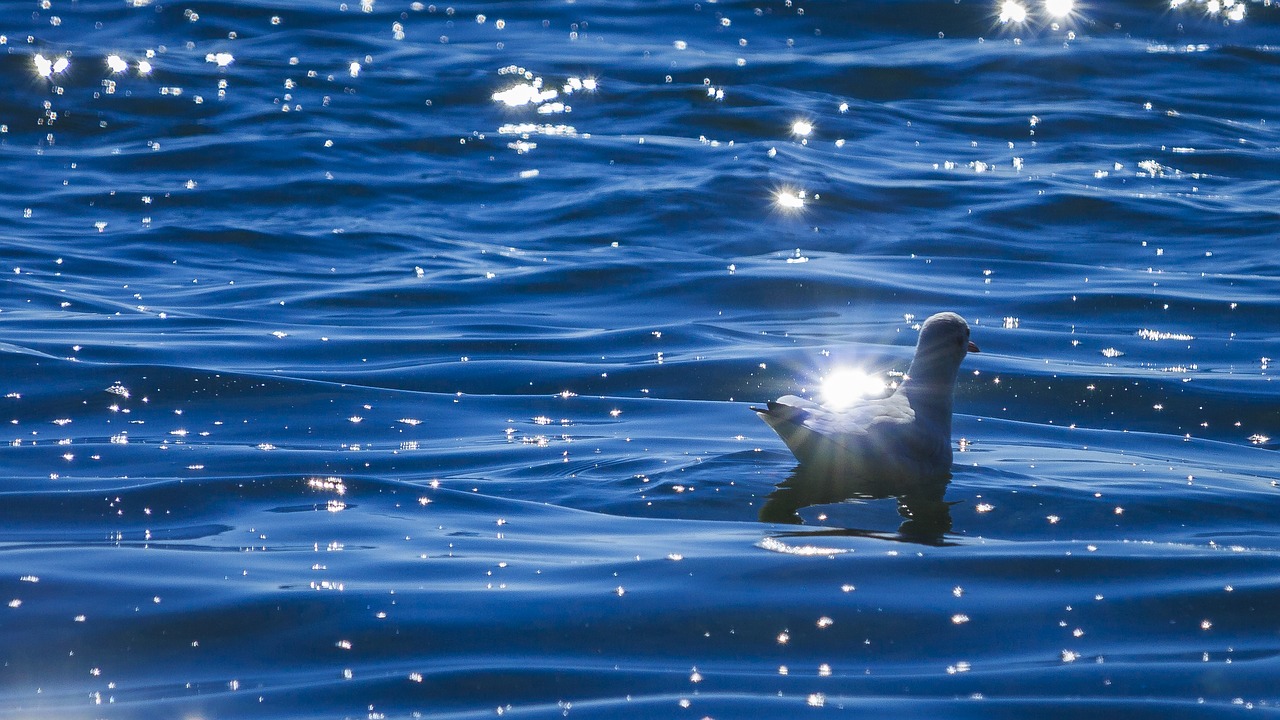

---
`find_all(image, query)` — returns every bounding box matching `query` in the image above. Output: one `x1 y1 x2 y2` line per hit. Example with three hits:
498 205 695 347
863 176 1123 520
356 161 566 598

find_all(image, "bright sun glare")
1044 0 1075 17
998 0 1028 23
820 369 886 409
774 188 806 211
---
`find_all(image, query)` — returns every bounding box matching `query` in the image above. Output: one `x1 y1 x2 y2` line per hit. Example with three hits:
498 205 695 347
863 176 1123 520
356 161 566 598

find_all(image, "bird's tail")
751 398 810 423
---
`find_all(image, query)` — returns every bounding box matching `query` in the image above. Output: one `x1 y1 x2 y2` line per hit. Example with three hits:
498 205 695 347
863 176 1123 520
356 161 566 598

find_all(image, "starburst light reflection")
821 369 886 409
999 0 1029 23
774 188 807 211
1044 0 1075 17
34 54 70 78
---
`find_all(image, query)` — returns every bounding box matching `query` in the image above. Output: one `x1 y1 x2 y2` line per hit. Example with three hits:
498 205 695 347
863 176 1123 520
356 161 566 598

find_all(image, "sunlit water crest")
1 0 1278 717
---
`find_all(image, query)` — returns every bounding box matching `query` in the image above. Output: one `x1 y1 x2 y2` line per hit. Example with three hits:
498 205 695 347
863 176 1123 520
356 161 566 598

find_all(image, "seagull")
752 312 979 488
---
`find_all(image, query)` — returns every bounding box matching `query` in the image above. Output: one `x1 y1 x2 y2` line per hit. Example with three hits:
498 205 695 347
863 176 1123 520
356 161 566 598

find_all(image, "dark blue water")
2 0 1279 717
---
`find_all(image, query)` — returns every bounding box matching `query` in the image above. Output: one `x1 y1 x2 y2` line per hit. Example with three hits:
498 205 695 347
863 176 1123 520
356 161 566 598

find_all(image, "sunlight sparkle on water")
999 0 1028 23
758 537 849 556
33 54 69 78
493 81 558 107
106 55 128 73
821 369 886 409
774 188 806 211
1044 0 1074 17
790 120 814 137
562 76 597 94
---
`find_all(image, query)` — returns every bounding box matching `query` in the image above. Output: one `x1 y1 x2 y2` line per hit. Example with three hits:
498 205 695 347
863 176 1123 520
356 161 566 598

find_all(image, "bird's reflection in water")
760 464 955 545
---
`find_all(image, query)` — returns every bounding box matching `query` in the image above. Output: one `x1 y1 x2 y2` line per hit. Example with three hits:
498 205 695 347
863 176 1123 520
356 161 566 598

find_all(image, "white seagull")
752 312 979 486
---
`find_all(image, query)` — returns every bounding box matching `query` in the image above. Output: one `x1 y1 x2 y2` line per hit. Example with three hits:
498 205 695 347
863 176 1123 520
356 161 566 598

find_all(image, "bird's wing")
802 395 913 439
755 394 916 456
751 394 820 421
752 396 828 457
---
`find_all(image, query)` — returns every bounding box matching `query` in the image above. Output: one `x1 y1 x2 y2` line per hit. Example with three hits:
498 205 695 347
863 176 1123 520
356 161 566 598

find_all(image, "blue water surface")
2 0 1279 717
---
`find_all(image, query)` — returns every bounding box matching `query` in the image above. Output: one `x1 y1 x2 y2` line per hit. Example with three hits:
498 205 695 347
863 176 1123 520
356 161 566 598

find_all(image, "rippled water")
2 0 1278 717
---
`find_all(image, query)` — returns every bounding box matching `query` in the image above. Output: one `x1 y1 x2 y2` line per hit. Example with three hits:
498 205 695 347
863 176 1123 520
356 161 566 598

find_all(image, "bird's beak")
967 341 980 353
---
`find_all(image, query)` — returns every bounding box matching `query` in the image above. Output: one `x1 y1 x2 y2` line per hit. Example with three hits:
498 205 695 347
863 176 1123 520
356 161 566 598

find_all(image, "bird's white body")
754 312 978 488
